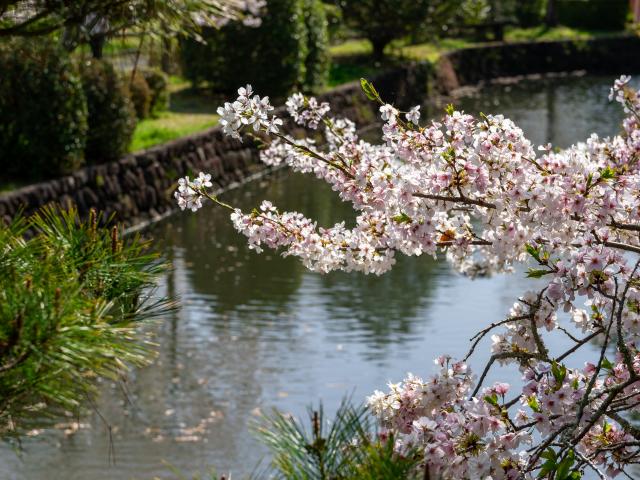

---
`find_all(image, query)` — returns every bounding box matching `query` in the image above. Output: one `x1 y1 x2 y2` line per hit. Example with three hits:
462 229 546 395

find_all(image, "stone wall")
0 129 263 228
436 35 640 94
1 35 638 228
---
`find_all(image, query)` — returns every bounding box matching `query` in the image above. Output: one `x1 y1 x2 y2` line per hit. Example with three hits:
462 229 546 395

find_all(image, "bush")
181 0 310 98
80 60 136 164
302 0 330 93
0 39 87 181
557 0 628 30
142 68 170 114
127 71 152 119
323 2 348 43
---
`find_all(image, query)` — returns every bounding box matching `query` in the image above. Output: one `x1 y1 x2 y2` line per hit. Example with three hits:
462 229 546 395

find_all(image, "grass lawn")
327 25 625 85
0 181 27 194
504 25 621 42
130 79 219 152
399 37 474 62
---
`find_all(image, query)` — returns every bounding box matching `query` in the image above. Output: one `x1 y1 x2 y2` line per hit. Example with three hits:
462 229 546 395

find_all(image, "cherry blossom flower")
178 76 640 479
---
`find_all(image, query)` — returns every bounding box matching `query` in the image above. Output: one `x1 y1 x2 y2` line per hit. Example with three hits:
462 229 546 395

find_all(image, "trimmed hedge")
80 60 136 164
181 0 328 97
302 0 330 93
127 71 152 120
142 68 170 115
557 0 629 30
0 40 87 180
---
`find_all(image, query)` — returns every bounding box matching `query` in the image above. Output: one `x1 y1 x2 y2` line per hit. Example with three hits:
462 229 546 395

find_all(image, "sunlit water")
1 74 639 480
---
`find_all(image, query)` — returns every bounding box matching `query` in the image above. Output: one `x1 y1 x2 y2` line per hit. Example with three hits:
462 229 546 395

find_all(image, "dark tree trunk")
545 0 558 27
161 36 173 74
371 37 388 60
89 35 105 59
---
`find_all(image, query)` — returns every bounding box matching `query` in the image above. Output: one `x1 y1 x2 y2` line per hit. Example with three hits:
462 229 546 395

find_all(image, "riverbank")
2 34 640 229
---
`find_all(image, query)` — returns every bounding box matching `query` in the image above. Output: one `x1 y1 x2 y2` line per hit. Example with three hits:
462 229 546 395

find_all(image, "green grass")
130 84 220 152
329 39 372 58
504 25 621 42
399 37 474 62
130 112 219 151
328 62 380 88
0 181 28 193
329 25 624 66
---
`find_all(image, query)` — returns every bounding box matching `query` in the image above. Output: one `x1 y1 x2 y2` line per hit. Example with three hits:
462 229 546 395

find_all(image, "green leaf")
484 393 499 407
528 395 541 413
602 357 613 370
538 448 558 478
525 244 540 261
360 78 380 102
392 212 412 224
538 460 556 478
551 361 567 385
585 172 593 190
555 450 575 480
527 268 551 279
600 166 616 180
540 448 557 462
445 104 455 115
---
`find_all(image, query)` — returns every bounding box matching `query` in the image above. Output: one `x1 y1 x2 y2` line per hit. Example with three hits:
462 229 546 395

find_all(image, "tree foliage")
0 38 87 181
0 207 170 436
0 0 263 47
336 0 436 58
80 59 136 163
181 0 329 97
302 0 329 93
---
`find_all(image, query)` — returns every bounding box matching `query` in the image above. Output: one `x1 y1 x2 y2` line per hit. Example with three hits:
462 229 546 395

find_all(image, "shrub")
181 0 309 98
323 2 348 43
0 39 87 181
254 0 308 97
338 0 434 58
0 207 169 435
255 399 422 478
557 0 629 30
80 60 136 164
142 68 170 114
302 0 330 93
127 71 152 119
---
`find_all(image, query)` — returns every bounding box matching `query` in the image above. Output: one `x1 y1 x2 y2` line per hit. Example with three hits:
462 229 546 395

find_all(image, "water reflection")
1 74 638 480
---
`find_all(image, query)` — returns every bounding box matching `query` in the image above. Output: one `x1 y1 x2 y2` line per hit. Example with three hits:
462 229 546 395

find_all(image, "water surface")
1 74 638 480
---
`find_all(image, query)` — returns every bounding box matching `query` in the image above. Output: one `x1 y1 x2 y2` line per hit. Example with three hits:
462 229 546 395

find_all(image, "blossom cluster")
217 85 282 139
174 172 212 212
177 77 640 478
368 359 531 479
